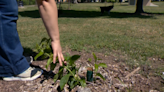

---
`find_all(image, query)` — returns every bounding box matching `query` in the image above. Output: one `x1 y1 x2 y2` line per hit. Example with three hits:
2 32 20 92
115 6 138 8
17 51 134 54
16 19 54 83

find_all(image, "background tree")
135 0 144 14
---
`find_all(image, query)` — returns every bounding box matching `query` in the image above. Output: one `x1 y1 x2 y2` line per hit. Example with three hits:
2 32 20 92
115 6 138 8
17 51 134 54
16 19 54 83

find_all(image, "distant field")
18 2 164 74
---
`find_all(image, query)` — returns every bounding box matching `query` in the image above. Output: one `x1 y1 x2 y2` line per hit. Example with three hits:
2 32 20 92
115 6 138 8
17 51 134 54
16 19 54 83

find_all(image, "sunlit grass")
18 2 164 73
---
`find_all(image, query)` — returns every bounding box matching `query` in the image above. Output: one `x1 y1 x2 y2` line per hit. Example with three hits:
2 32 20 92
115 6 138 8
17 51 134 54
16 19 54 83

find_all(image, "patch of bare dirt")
0 51 164 92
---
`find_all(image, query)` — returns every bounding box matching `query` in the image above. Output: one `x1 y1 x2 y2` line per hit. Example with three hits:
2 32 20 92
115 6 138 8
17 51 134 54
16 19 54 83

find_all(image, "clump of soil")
0 51 164 92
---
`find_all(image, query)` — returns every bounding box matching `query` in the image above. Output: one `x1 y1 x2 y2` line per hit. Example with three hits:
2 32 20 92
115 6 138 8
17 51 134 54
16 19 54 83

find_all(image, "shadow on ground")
23 47 36 57
19 9 164 19
30 64 55 80
19 10 41 18
23 47 56 86
23 47 50 61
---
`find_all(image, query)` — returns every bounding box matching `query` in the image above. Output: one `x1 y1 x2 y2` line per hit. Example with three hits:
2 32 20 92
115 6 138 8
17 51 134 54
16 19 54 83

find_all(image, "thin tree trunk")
135 0 144 14
68 0 71 10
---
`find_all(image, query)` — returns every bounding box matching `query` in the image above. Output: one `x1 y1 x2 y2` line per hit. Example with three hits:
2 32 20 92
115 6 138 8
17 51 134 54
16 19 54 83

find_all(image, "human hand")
51 40 64 66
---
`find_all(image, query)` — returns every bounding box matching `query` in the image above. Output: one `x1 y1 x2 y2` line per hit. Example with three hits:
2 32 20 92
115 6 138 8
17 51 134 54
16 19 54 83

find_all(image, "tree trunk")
68 0 71 10
135 0 144 14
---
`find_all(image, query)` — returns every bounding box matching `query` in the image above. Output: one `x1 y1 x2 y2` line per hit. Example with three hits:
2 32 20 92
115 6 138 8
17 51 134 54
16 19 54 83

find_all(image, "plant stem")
64 66 76 79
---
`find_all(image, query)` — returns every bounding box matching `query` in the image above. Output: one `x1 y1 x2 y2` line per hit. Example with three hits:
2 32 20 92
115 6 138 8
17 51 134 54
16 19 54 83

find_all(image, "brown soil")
0 51 164 92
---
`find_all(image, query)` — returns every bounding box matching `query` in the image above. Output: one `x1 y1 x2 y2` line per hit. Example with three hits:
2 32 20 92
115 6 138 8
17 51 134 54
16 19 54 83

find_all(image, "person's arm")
36 0 64 66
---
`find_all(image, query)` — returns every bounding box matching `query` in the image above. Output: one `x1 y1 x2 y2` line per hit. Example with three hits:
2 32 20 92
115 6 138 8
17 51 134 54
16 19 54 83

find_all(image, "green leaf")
64 55 71 61
34 44 40 52
94 64 99 72
46 38 51 44
69 78 78 89
71 55 80 61
71 67 76 74
87 58 92 62
79 79 86 87
98 63 107 68
69 55 80 66
98 58 102 60
96 73 105 80
41 53 50 59
34 50 44 60
33 49 38 53
71 81 78 89
92 52 97 63
53 73 59 83
60 74 70 90
69 79 74 89
44 48 52 53
50 62 57 70
41 54 49 60
45 58 53 69
58 66 64 79
40 37 48 43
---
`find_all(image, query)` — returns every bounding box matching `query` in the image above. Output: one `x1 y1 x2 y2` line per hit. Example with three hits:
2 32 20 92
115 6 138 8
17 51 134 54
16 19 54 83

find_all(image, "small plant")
33 37 52 61
54 54 86 90
33 38 107 90
88 52 107 81
33 38 86 90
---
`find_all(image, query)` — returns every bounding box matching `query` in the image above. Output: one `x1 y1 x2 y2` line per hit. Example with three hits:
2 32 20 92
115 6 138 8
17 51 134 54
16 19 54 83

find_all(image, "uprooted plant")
33 38 86 90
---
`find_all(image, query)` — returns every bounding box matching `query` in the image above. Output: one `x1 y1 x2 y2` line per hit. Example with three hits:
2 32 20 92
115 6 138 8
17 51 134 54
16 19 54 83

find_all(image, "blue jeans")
0 0 30 77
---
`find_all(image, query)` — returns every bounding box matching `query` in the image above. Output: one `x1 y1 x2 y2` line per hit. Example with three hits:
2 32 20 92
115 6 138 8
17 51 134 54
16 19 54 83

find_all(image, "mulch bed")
0 51 163 92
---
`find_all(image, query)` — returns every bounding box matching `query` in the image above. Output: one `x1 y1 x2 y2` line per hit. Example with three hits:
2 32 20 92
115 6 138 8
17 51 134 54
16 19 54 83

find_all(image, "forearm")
36 0 60 42
36 0 64 66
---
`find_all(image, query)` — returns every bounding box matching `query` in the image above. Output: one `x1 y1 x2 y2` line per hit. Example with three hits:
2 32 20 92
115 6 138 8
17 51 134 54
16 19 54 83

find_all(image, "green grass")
18 2 164 72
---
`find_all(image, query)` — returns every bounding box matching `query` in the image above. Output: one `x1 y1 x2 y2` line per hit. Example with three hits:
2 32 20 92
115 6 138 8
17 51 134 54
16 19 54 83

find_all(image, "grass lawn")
18 2 164 76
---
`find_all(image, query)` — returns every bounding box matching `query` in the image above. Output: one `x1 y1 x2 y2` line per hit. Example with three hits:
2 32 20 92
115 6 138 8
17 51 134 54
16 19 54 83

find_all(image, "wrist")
51 39 60 43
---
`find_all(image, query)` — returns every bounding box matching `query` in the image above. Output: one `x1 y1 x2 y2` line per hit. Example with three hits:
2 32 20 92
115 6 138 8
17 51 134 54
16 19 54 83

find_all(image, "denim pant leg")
0 0 30 77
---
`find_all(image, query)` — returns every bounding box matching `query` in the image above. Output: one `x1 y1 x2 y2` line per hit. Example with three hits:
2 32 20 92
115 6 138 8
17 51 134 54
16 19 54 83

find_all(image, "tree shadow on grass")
18 9 164 19
108 12 163 19
19 10 41 18
59 10 153 18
